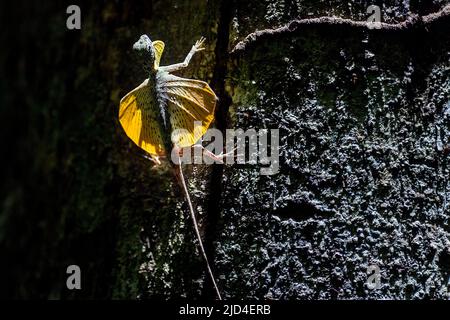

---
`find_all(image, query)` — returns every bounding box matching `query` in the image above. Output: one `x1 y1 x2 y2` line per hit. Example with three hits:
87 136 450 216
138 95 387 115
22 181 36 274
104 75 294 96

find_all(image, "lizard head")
133 35 155 66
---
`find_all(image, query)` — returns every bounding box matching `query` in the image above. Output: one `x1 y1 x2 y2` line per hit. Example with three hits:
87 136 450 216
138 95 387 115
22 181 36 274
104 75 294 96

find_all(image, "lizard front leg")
159 37 206 73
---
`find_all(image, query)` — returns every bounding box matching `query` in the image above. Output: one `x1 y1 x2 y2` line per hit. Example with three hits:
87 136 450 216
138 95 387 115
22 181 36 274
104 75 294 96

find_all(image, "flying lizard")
118 35 223 299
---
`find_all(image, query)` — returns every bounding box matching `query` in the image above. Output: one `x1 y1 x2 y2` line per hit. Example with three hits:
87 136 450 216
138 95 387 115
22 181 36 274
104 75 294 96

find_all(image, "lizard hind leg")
141 153 162 166
192 144 237 164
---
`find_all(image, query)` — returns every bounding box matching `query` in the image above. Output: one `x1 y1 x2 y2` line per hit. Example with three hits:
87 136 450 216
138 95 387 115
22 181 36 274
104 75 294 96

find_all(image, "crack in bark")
202 0 233 298
231 4 450 55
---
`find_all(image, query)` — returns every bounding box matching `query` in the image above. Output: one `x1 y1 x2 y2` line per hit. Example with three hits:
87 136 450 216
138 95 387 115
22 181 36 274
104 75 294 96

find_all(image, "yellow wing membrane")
119 79 165 157
160 74 217 148
152 40 165 70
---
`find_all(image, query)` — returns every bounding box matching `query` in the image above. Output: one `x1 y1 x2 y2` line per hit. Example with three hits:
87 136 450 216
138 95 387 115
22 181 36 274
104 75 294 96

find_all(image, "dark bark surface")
0 0 449 299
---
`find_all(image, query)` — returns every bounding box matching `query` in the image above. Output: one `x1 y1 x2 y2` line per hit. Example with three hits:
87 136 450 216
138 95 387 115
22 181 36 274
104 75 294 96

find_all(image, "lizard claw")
142 154 162 166
217 147 237 160
193 36 206 52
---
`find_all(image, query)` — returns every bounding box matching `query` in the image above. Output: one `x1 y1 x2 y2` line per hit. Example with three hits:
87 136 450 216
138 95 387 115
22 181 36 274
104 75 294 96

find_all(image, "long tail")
177 158 222 300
